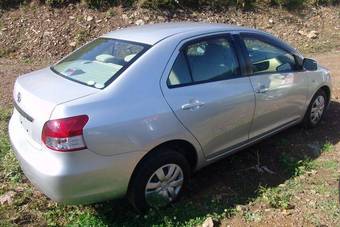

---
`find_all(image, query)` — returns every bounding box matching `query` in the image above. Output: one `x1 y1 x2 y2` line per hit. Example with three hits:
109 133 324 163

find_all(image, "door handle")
256 87 269 94
181 100 205 110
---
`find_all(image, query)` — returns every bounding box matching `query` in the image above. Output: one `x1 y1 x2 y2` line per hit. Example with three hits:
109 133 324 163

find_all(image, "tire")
303 89 328 128
127 148 190 212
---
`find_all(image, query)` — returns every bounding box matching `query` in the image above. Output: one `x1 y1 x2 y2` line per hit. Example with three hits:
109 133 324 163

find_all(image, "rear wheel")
303 89 328 128
127 149 190 212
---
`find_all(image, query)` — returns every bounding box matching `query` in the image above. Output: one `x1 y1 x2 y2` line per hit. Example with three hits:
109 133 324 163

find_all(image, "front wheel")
303 89 328 128
127 149 190 212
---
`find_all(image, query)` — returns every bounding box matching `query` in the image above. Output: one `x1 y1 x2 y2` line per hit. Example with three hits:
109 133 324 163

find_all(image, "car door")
239 33 308 138
161 34 255 159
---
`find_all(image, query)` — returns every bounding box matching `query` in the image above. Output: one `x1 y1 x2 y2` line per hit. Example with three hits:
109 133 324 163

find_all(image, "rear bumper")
8 110 144 204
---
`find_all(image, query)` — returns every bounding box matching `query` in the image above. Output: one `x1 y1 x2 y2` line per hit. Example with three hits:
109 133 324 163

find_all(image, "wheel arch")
309 85 331 107
319 85 331 106
127 139 198 192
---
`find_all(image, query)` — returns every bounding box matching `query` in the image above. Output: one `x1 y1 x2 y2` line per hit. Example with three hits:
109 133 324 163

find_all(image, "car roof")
101 22 255 45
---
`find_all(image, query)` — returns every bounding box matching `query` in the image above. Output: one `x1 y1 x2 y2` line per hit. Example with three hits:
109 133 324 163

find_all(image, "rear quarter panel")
50 38 204 168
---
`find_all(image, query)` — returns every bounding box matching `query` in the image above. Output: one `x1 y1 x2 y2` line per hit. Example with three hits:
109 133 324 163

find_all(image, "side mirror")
303 58 318 71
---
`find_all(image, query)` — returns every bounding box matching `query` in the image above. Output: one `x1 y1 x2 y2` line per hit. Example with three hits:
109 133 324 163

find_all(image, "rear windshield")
51 38 149 89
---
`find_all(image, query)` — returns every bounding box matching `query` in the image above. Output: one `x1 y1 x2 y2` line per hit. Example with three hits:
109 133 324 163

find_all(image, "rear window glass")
51 38 149 89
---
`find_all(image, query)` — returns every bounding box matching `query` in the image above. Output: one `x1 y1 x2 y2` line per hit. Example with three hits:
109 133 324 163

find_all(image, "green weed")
317 160 338 170
280 153 316 176
243 210 262 222
76 29 91 44
321 141 334 153
259 185 293 209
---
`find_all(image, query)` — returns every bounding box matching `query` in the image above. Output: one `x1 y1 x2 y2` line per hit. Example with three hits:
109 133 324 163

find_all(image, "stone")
86 16 94 22
122 14 128 21
307 30 318 39
135 19 145 26
0 191 16 205
298 30 305 36
202 217 214 227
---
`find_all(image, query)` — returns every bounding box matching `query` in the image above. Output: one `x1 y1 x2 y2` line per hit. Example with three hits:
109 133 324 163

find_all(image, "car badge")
17 92 21 103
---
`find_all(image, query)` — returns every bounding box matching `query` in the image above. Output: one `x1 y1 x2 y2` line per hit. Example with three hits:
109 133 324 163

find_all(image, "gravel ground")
0 4 339 226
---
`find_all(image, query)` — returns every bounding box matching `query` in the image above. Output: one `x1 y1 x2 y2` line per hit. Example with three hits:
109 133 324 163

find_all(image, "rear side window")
52 38 149 89
167 37 240 87
243 38 298 74
167 52 192 86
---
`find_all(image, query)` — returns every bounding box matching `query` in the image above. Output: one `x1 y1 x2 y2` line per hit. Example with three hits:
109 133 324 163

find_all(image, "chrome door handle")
256 87 269 94
181 100 205 110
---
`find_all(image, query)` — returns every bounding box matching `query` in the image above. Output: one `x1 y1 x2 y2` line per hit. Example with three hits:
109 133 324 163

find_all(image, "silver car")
9 23 332 211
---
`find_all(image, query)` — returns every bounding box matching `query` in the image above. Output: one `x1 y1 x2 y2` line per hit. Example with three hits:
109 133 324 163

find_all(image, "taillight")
42 115 89 152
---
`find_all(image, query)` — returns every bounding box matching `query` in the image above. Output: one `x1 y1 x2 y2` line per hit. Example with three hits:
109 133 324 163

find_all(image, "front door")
240 34 308 138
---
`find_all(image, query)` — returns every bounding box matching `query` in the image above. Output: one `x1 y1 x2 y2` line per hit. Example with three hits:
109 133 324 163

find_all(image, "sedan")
9 23 332 211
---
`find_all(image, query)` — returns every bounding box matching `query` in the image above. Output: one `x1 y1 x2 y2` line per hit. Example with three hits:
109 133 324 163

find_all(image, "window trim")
50 37 151 89
167 34 244 89
239 32 304 76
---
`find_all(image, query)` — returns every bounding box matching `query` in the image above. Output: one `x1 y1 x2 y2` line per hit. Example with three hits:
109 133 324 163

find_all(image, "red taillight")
42 115 89 152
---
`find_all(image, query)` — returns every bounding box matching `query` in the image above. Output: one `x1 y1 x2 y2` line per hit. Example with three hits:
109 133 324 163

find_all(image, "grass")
0 109 23 184
1 105 339 226
317 160 338 170
76 29 91 44
3 0 339 10
22 58 33 64
317 199 340 220
279 152 316 177
313 182 338 196
321 141 334 153
243 210 262 222
0 106 236 226
0 46 17 58
258 152 319 210
40 198 235 226
258 181 296 209
306 182 340 225
106 8 116 17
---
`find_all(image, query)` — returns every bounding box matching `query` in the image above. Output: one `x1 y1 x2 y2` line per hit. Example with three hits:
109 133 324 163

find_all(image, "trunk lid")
13 67 98 146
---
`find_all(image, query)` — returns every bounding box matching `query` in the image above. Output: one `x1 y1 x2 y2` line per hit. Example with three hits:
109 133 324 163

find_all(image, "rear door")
238 33 308 138
161 34 255 159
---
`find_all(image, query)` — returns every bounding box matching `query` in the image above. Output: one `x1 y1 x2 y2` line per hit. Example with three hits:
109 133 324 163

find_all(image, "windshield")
51 38 149 89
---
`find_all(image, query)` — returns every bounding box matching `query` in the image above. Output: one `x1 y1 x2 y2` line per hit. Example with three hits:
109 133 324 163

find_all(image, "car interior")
52 38 145 88
168 38 240 86
244 38 298 74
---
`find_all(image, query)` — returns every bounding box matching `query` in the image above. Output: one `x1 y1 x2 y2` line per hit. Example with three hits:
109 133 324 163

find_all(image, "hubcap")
145 164 184 208
310 95 325 124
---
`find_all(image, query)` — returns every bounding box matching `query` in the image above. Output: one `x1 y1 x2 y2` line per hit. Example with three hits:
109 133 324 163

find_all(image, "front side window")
167 37 240 87
243 37 298 74
52 38 149 89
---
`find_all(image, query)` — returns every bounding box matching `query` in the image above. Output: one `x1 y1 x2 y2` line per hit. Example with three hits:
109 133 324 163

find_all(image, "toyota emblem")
17 92 21 103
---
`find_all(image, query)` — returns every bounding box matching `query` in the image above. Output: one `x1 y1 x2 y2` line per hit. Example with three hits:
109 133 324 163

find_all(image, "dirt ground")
0 58 43 108
311 51 340 98
0 50 340 226
0 4 340 226
1 51 339 107
0 4 339 62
